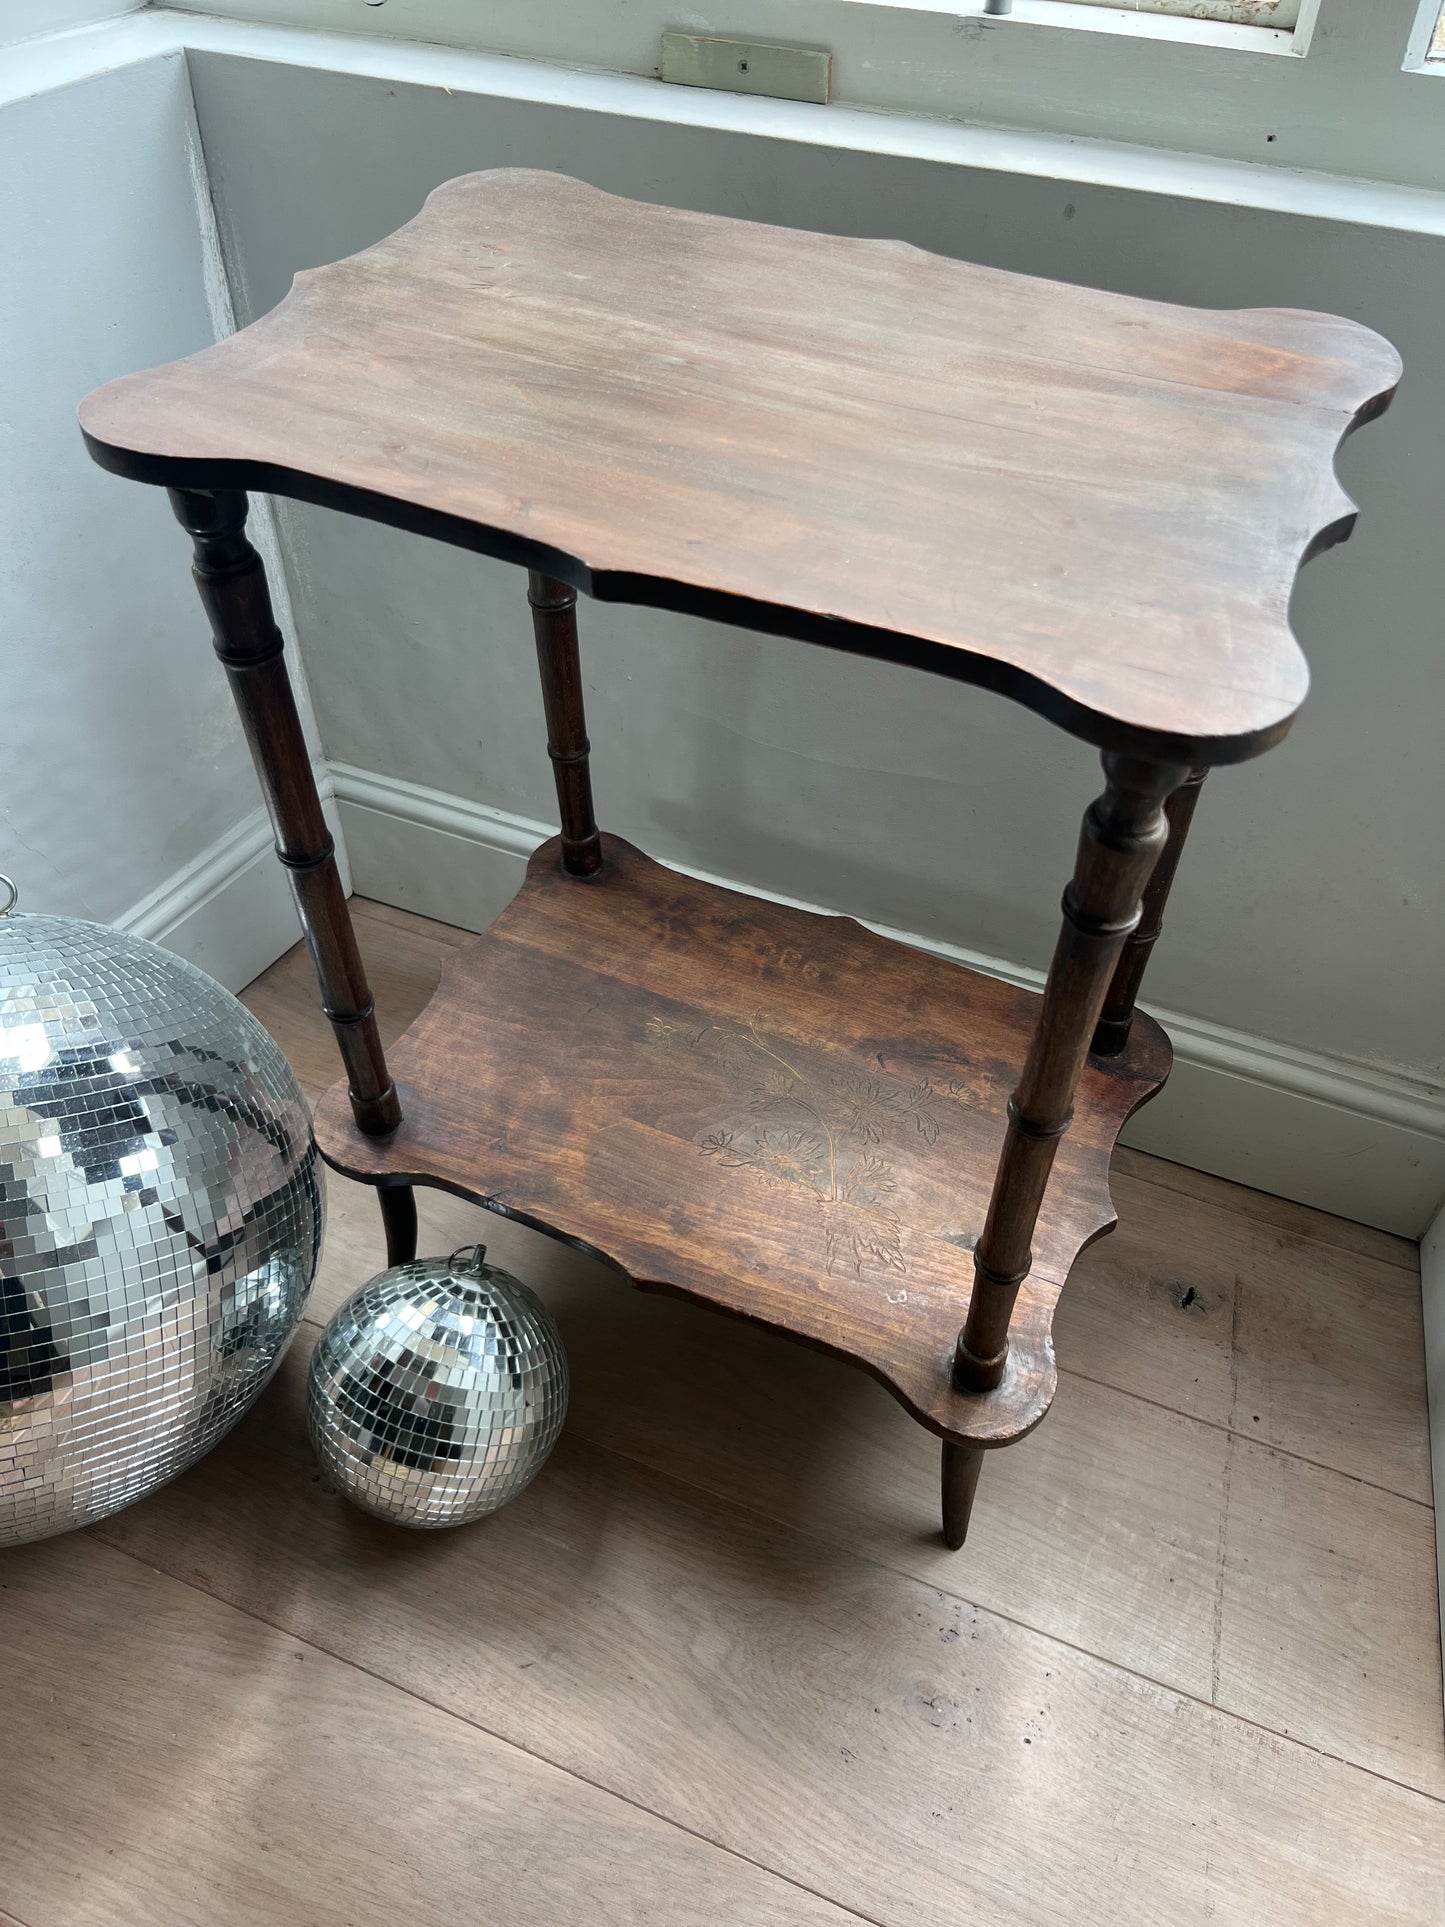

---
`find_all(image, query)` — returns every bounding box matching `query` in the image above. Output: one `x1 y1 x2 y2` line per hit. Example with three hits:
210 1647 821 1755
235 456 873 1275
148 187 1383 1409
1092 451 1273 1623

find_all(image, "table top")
80 168 1400 765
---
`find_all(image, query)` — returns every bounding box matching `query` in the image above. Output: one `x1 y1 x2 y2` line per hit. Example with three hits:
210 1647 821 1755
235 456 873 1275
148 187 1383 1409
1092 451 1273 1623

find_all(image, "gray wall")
0 55 255 922
191 54 1444 1085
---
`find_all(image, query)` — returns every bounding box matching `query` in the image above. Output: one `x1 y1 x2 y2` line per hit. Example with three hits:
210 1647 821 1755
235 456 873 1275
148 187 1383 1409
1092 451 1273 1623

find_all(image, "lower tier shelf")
315 836 1170 1449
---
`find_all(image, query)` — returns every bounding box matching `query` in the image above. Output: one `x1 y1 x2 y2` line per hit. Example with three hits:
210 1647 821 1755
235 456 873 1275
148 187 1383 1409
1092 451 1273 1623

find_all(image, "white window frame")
1403 0 1445 68
959 0 1313 57
1061 0 1301 22
158 0 1326 64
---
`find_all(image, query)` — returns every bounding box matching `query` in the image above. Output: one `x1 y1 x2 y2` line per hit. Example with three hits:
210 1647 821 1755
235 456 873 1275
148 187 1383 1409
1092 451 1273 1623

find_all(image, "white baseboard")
114 781 350 994
115 805 296 990
330 760 1445 1241
115 758 1445 1236
330 763 536 937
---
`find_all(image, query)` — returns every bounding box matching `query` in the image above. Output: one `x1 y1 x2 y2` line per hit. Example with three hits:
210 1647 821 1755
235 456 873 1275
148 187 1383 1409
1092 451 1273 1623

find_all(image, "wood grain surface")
0 1537 859 1927
297 1170 1441 1800
6 902 1433 1927
315 1173 1237 1703
1055 1173 1433 1502
313 836 1171 1449
79 168 1401 763
1107 1143 1419 1274
262 909 1443 1792
1216 1444 1444 1796
260 898 1433 1494
93 1325 1445 1927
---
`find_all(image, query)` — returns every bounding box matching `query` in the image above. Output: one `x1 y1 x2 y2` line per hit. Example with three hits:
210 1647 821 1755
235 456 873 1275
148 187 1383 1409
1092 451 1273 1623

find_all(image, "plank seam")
90 1421 1445 1814
1059 1363 1433 1512
1111 1153 1418 1273
79 1533 891 1927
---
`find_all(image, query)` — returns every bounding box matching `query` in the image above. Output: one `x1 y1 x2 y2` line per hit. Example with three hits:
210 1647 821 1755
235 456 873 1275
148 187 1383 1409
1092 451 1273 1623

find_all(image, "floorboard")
0 1536 857 1927
1058 1176 1431 1501
1217 1441 1444 1795
253 910 1444 1767
95 1332 1445 1927
308 1175 1444 1796
3 896 1436 1927
322 1175 1230 1692
1108 1144 1419 1274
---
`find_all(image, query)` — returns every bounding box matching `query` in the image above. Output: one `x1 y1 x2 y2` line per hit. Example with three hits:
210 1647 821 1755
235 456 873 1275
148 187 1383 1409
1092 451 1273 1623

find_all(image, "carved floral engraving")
643 1012 968 1278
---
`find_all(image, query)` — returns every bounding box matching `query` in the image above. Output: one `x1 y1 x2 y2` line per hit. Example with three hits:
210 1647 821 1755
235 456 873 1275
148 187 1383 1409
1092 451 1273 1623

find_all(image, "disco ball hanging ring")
307 1241 568 1528
0 881 324 1545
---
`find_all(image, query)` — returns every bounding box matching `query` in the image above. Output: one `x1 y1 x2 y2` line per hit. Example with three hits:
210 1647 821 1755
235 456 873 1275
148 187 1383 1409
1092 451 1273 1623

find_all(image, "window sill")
17 4 1443 197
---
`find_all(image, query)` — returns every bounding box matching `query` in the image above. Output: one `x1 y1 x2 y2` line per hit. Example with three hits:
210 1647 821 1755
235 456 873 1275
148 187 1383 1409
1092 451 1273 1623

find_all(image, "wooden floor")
2 897 1441 1927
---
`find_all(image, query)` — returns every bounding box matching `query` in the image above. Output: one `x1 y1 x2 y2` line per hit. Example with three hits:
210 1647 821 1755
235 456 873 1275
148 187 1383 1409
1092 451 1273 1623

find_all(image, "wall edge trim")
108 759 1443 1234
115 802 274 946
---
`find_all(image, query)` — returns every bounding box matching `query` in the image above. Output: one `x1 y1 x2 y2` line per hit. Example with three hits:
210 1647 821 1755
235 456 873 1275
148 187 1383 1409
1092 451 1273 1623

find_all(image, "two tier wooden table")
80 170 1399 1550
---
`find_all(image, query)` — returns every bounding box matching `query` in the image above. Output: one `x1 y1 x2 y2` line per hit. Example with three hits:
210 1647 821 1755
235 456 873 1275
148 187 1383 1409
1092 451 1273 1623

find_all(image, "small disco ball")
307 1243 568 1528
0 882 323 1546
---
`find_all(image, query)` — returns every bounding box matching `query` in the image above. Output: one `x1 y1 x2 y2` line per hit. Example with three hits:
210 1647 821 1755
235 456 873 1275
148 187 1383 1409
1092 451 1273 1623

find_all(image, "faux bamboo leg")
528 572 603 877
955 754 1188 1397
1092 766 1209 1057
941 1440 985 1550
168 489 414 1232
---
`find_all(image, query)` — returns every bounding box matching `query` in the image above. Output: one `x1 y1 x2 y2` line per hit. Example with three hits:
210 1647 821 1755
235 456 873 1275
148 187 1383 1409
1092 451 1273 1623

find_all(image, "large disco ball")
308 1244 567 1528
0 893 323 1544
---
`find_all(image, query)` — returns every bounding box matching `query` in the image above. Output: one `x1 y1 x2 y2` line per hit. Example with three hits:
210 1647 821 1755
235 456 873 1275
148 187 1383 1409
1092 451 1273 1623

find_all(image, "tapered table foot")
378 1185 419 1268
942 1440 985 1550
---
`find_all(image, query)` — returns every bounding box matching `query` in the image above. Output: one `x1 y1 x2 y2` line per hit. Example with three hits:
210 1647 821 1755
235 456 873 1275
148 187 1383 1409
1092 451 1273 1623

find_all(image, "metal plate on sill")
660 33 832 106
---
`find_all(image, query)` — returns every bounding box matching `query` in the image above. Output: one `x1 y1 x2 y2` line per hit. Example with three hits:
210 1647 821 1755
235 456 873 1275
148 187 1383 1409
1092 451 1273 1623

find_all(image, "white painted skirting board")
330 761 1445 1240
115 758 1444 1235
114 781 350 994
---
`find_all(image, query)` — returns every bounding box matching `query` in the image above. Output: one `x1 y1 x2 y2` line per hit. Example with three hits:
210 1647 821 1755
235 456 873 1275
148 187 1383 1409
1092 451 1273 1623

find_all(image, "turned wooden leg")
955 753 1188 1395
941 1440 985 1550
168 488 414 1244
528 571 602 877
1092 766 1209 1057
